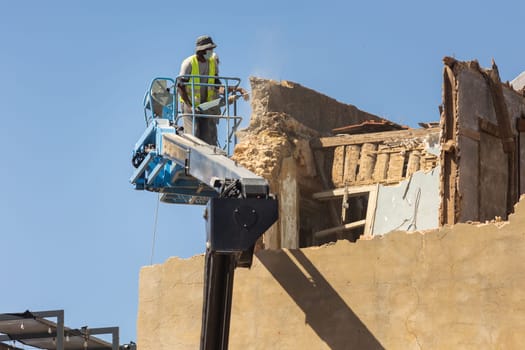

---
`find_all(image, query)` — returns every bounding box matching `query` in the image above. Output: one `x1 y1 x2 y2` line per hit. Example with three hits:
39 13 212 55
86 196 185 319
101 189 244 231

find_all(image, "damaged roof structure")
232 57 525 249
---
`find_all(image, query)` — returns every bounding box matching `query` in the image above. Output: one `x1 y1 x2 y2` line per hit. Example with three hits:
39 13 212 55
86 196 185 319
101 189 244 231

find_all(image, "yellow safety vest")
182 55 217 106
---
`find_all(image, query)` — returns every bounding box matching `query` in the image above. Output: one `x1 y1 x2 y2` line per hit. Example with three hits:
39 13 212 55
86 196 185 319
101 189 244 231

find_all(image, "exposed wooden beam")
459 127 481 142
310 128 440 149
478 118 500 138
312 185 375 200
363 185 379 237
312 150 341 228
441 65 459 226
314 220 366 238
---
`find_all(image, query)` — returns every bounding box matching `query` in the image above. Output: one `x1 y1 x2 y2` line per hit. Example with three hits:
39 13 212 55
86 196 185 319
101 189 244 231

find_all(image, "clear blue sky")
1 0 524 345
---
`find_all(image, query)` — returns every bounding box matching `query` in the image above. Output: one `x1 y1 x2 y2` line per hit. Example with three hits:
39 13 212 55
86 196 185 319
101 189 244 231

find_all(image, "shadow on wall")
257 249 384 350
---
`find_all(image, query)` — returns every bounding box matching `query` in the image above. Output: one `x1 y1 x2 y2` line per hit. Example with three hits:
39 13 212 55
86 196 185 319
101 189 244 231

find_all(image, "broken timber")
312 184 378 238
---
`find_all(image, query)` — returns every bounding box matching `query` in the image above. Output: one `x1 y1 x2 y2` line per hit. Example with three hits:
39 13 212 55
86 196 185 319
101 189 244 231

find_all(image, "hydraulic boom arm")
130 76 278 349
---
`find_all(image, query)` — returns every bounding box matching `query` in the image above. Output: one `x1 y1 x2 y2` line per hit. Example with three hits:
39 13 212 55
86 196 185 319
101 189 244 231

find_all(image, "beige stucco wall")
138 197 525 349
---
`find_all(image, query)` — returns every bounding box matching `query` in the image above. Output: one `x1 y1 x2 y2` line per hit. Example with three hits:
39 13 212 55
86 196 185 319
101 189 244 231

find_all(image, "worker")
177 35 222 145
178 35 249 145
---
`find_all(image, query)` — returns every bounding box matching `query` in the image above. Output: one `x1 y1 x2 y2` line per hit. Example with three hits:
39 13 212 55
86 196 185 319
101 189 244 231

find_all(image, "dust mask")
203 50 213 60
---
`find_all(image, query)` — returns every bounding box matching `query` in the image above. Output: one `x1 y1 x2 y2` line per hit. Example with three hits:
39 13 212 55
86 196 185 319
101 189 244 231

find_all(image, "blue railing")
143 76 244 155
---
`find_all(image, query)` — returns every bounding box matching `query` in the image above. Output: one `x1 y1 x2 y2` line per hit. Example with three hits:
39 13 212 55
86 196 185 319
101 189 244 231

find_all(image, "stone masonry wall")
233 77 387 189
232 78 387 248
137 197 525 350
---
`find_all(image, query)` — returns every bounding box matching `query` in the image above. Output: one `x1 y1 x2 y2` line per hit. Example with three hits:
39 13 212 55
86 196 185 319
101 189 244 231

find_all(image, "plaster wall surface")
138 197 525 350
373 167 440 235
512 71 525 91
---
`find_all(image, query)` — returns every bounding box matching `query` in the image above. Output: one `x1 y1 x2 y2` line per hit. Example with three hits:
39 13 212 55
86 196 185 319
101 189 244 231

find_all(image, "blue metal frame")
175 75 243 155
130 77 278 350
131 76 248 205
143 77 176 125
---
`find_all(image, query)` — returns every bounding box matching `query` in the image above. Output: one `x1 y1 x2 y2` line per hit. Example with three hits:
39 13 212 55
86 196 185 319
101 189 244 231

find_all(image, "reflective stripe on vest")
183 55 217 106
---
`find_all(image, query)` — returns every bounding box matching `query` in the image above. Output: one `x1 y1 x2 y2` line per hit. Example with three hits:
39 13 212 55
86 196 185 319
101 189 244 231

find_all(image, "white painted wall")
372 167 440 235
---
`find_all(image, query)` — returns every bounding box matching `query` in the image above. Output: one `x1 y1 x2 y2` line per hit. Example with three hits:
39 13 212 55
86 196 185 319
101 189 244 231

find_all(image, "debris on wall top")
232 58 525 248
332 120 408 135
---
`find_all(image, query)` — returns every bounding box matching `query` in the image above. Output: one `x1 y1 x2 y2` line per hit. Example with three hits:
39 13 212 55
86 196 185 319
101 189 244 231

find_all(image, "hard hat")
195 35 217 52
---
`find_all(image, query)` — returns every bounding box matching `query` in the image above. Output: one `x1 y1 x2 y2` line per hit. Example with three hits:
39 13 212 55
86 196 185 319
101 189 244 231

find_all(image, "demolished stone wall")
137 197 525 349
136 59 525 349
441 58 525 225
232 78 388 248
310 127 442 241
234 77 444 247
136 61 525 349
233 77 387 186
248 77 383 134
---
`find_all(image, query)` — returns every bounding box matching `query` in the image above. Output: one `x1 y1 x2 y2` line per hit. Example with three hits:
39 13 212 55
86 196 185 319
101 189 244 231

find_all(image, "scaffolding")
0 310 133 350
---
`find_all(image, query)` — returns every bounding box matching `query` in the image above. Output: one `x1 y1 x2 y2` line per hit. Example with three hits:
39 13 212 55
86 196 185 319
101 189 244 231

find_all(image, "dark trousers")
182 104 219 146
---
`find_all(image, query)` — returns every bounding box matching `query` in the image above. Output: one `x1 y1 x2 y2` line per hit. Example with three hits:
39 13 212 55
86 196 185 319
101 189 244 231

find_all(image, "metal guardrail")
143 76 244 155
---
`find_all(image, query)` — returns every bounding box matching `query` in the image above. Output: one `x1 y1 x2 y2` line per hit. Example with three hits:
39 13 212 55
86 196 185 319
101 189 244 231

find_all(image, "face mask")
203 50 213 60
